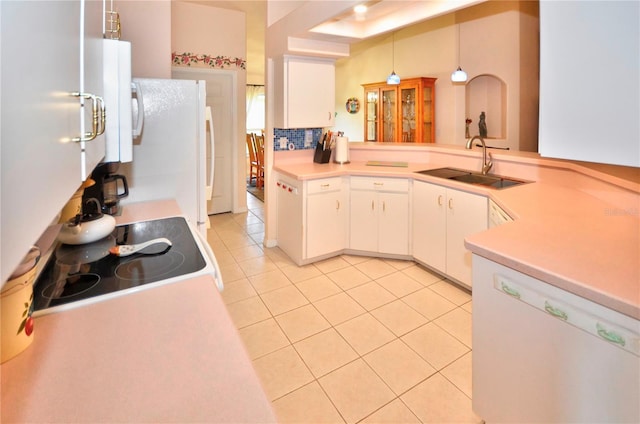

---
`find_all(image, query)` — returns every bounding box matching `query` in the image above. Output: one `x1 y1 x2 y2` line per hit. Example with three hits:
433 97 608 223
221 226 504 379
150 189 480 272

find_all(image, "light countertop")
273 149 639 320
1 201 277 423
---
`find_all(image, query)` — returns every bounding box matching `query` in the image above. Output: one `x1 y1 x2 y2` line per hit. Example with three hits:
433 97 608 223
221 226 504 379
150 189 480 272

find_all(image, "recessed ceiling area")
309 0 485 41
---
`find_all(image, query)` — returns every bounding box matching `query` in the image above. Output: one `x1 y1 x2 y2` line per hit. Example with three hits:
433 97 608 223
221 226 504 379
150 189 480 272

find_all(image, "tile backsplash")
273 128 323 151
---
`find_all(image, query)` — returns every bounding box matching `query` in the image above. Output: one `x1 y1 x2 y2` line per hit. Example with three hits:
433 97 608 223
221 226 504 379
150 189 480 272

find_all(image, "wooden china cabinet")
363 77 436 143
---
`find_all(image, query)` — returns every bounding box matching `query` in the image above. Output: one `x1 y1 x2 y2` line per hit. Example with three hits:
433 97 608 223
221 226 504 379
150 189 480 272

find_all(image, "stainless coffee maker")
82 162 129 215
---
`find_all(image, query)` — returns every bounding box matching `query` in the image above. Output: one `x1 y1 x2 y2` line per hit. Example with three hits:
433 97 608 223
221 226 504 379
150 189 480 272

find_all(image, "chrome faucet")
466 135 493 175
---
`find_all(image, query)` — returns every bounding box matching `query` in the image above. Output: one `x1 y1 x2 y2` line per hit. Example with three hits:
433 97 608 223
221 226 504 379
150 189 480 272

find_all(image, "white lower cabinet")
412 180 487 287
350 177 410 255
306 177 348 259
275 175 303 264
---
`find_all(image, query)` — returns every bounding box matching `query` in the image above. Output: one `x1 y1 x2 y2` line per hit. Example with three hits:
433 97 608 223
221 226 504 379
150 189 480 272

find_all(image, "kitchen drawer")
351 176 409 192
307 177 343 194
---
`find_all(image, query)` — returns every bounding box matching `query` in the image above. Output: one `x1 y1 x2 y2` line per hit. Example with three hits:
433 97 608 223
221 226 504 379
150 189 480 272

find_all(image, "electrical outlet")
279 137 287 149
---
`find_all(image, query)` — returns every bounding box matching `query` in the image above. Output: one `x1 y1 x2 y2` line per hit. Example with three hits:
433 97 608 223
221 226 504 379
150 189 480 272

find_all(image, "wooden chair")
246 133 259 186
254 134 265 189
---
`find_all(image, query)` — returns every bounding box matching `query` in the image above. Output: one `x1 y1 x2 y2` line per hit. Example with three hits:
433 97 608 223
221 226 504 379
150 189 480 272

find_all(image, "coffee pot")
82 162 128 215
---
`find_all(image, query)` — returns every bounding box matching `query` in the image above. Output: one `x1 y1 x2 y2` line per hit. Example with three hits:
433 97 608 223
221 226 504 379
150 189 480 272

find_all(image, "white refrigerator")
119 78 215 236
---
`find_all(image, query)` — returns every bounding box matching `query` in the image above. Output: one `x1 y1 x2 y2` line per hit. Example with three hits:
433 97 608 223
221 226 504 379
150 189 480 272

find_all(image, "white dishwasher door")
472 255 640 423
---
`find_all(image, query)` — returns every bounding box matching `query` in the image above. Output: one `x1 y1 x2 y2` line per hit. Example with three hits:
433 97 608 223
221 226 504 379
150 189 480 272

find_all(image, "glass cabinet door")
422 85 433 143
365 89 378 141
400 86 417 142
381 87 396 142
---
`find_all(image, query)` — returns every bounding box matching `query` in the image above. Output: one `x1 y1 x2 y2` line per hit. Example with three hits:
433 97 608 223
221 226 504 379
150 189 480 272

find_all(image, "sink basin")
415 167 528 189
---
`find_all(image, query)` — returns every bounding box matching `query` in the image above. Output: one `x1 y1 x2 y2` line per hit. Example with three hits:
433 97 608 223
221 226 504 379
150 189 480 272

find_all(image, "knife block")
313 142 332 164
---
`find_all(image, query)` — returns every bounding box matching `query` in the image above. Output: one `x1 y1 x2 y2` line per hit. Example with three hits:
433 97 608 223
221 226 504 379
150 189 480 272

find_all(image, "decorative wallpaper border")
172 52 246 70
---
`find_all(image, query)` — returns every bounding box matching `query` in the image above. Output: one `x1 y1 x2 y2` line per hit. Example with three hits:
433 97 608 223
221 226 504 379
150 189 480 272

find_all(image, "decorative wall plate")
346 97 360 114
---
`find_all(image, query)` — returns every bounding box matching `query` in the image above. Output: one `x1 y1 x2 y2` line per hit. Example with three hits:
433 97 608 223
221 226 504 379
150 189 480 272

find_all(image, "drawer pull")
321 184 330 188
374 182 384 186
544 301 568 321
596 323 626 347
500 282 521 299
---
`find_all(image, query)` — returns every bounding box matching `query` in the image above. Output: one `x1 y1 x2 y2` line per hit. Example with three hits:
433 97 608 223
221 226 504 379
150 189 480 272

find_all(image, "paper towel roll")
334 136 350 164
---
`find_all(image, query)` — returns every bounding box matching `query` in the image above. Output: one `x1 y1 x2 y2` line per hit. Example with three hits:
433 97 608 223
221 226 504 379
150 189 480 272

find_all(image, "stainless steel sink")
415 167 528 189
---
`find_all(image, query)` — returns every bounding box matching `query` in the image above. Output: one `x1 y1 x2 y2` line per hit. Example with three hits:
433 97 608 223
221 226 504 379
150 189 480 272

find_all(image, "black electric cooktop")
33 217 206 313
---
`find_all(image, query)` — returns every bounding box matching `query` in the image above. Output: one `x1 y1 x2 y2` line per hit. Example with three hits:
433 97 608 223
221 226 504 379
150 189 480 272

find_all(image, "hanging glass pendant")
451 66 468 82
387 71 400 85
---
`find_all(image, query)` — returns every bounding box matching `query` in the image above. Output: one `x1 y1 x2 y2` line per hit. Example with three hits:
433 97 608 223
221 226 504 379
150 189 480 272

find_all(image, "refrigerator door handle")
131 81 144 138
205 106 215 200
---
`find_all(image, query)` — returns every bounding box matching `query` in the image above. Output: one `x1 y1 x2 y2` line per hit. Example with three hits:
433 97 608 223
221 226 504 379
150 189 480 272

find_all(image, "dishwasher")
472 255 640 423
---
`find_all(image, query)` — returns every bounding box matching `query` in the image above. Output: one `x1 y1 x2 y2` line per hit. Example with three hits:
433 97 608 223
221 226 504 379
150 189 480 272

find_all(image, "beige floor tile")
280 263 323 283
402 322 470 370
402 265 443 286
237 256 279 277
364 339 436 395
264 246 297 268
225 296 271 329
402 287 457 320
221 233 257 250
335 313 396 355
361 399 420 423
319 359 395 424
401 373 481 423
275 304 331 343
248 268 292 294
355 258 397 280
441 351 473 398
260 285 309 316
245 222 265 236
326 266 371 290
238 318 290 360
434 307 473 348
208 245 235 266
219 261 246 283
294 274 342 302
371 300 429 337
252 346 314 401
249 231 265 245
229 243 264 262
340 254 371 265
375 271 424 298
273 381 345 423
462 300 473 314
220 278 257 305
429 280 472 305
293 328 358 378
314 292 366 325
382 258 415 270
313 256 351 273
346 281 396 311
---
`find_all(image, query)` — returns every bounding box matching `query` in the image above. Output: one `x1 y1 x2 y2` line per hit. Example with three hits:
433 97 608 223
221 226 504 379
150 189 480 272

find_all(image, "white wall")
334 1 539 152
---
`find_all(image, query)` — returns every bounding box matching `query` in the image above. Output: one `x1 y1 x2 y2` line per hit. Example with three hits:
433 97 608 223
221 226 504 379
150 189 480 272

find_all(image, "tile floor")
207 193 482 424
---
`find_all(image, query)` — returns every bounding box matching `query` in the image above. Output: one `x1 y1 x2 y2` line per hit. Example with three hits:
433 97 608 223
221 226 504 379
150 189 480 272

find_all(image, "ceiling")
185 1 484 84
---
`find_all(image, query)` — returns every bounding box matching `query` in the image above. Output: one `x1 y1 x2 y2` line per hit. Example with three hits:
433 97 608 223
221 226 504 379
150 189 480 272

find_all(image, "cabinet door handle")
371 200 375 210
382 201 386 212
544 301 568 321
596 323 626 347
437 195 443 206
72 92 105 142
500 282 521 299
448 198 453 210
328 112 331 121
336 200 340 210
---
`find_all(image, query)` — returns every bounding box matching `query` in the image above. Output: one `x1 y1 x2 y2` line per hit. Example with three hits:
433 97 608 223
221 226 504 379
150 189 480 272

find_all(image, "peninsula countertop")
273 152 639 320
1 201 277 423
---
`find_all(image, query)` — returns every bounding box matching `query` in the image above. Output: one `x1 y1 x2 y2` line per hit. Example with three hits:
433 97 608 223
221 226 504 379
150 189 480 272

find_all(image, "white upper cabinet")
273 56 335 129
1 0 105 284
539 1 639 167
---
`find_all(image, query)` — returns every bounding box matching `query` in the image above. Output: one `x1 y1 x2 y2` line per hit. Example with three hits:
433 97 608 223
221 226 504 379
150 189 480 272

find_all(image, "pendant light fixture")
387 32 400 85
451 23 468 83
